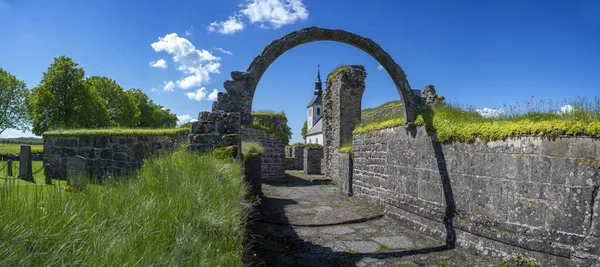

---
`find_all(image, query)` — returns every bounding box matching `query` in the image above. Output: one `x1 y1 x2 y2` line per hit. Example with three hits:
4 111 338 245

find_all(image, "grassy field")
0 150 248 266
0 144 43 155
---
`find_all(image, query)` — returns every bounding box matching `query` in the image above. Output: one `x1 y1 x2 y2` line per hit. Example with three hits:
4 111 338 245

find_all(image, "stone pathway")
245 171 497 266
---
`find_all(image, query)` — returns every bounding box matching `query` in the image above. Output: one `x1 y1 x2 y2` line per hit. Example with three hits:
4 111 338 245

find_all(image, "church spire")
314 64 322 95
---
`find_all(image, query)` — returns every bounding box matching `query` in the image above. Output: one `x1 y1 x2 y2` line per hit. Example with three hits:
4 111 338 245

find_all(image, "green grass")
242 142 264 162
0 144 43 155
326 64 350 83
43 128 189 137
339 140 353 153
251 110 287 119
0 149 248 266
353 97 600 142
286 143 323 149
361 100 403 115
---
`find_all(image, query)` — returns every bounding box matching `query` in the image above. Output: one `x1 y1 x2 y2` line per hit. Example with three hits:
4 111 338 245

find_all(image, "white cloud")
241 0 308 29
177 114 197 126
208 0 308 34
208 89 219 101
186 88 208 101
476 108 505 118
213 47 233 56
163 81 175 92
151 33 221 89
559 104 574 114
149 59 168 69
185 88 220 101
185 27 193 36
151 88 157 92
207 15 245 35
377 65 384 71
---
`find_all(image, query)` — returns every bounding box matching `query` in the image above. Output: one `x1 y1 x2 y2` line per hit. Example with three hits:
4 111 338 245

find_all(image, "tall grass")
0 149 248 266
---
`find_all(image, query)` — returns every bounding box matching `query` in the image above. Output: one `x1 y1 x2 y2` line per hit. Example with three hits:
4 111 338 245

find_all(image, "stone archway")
212 26 418 127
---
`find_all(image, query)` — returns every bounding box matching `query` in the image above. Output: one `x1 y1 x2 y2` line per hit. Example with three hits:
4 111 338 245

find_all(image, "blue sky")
1 0 599 143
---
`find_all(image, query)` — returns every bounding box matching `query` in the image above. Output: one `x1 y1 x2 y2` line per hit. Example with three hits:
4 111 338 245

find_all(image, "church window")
309 139 312 144
317 108 320 115
316 138 319 143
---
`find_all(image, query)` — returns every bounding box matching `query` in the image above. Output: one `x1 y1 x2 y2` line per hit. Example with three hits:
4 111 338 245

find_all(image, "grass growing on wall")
43 128 189 137
0 149 248 266
247 111 292 145
339 140 353 153
326 64 350 83
353 97 600 142
242 142 264 162
361 100 403 115
0 144 44 155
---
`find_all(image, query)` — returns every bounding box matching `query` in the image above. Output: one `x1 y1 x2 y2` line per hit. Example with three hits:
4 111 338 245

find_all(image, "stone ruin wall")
323 65 365 185
352 126 600 266
239 115 288 181
241 126 286 182
44 134 186 181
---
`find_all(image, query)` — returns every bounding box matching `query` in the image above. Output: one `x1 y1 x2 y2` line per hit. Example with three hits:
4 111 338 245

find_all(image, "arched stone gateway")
212 26 419 126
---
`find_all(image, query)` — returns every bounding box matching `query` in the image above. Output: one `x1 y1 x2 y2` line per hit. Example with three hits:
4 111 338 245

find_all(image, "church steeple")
314 64 322 95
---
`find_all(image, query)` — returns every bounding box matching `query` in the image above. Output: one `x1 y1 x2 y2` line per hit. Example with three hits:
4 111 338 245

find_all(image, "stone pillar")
18 145 34 182
244 157 263 200
6 159 13 177
304 148 323 174
293 147 304 170
338 152 353 196
323 65 366 184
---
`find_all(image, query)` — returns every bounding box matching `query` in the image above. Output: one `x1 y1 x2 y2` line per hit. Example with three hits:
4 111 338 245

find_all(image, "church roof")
306 117 322 136
306 94 322 108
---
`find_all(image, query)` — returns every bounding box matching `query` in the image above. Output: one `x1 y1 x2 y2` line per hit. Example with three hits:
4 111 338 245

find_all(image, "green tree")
85 76 140 127
179 121 192 130
126 89 177 128
301 120 308 142
26 56 109 135
0 68 30 136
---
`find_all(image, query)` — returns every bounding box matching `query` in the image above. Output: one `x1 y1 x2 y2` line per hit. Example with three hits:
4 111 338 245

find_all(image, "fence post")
7 159 13 177
18 145 34 182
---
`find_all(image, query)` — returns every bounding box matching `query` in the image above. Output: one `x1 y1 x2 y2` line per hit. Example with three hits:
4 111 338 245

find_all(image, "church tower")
307 65 323 128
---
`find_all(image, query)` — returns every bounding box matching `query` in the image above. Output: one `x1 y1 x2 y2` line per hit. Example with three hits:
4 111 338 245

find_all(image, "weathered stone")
241 125 285 182
304 148 323 174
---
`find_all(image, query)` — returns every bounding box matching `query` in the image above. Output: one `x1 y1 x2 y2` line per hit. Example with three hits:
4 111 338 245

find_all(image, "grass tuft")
242 142 264 162
43 128 189 137
361 100 403 115
339 140 353 153
0 149 248 266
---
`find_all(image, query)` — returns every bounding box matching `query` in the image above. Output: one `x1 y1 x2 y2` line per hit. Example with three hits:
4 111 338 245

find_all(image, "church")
305 66 324 145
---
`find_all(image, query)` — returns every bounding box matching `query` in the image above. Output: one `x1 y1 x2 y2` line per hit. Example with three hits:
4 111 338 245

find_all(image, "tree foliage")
301 120 308 142
126 89 177 128
85 76 140 127
26 56 109 135
0 68 30 136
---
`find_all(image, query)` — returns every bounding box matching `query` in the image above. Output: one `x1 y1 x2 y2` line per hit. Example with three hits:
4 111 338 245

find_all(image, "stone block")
508 198 547 228
191 121 217 134
541 138 570 156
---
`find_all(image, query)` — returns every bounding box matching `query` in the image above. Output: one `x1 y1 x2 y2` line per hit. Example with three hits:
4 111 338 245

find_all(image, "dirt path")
245 170 496 266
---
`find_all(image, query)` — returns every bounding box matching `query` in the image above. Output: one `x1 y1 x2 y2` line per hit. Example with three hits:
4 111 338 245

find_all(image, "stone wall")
189 111 241 158
323 65 366 185
285 158 295 170
304 148 323 174
241 126 285 181
352 126 600 265
293 147 304 170
338 152 353 196
44 134 186 181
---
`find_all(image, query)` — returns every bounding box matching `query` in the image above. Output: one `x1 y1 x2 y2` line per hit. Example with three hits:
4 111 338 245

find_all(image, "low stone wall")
294 147 304 170
338 152 352 196
285 158 295 170
353 126 600 266
44 134 186 181
304 148 323 174
241 126 285 181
